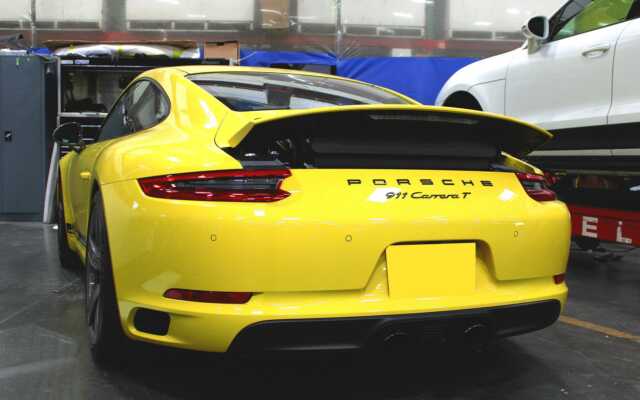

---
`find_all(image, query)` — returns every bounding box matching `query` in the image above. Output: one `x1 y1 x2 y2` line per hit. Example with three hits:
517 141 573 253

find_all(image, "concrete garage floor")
0 222 638 400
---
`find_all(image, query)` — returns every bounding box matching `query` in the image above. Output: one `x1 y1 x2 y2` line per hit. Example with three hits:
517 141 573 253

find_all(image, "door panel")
68 141 110 238
68 83 128 238
505 23 627 130
609 18 640 127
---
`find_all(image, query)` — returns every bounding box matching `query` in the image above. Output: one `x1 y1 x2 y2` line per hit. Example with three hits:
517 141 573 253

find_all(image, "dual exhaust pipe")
380 323 491 354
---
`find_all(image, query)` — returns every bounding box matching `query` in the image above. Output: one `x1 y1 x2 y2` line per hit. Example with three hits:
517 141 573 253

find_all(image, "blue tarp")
337 57 477 105
239 50 477 105
239 49 336 67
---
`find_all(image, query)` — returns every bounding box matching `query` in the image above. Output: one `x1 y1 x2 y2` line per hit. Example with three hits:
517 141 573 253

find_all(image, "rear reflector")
164 289 253 304
553 274 566 285
138 169 291 202
516 172 557 202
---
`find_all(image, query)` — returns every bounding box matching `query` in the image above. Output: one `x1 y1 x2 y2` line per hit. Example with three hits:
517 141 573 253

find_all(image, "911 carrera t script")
386 192 472 200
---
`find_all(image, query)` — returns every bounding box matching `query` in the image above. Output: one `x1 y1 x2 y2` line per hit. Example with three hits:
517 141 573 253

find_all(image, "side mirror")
522 16 550 53
53 122 84 151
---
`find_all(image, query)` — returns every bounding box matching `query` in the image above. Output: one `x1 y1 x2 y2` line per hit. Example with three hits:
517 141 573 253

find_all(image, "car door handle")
582 44 611 58
80 171 92 180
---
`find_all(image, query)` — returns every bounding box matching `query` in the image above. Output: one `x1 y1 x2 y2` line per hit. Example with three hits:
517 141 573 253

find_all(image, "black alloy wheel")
85 191 128 365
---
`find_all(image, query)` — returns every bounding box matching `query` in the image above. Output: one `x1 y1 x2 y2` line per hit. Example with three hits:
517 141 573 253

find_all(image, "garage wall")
126 0 255 30
0 0 31 29
1 0 566 58
449 0 562 40
35 0 101 29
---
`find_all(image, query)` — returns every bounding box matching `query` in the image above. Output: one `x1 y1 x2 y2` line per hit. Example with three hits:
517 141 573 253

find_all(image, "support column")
102 0 127 32
335 0 343 58
426 0 449 39
30 0 37 46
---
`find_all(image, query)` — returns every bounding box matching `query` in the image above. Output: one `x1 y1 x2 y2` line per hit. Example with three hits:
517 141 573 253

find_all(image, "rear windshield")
188 72 411 111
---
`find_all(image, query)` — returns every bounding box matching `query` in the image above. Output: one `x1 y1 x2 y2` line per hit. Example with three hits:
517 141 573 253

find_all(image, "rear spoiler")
214 105 552 157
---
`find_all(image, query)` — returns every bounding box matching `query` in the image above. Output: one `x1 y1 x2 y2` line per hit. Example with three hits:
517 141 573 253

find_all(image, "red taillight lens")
164 289 253 304
516 172 557 202
553 274 566 285
138 169 291 202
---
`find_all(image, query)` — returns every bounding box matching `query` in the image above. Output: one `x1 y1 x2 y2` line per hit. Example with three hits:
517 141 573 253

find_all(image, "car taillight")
516 172 557 202
164 289 253 304
553 274 566 284
138 169 291 202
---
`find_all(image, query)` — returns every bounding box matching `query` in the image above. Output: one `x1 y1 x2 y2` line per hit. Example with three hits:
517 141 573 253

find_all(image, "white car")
436 0 640 170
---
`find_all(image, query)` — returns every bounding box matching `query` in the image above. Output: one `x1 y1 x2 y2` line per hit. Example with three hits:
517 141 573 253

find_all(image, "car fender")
468 79 507 114
436 49 516 107
93 71 241 186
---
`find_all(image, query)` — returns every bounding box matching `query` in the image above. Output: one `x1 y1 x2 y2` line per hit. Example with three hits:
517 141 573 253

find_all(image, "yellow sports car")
54 66 570 364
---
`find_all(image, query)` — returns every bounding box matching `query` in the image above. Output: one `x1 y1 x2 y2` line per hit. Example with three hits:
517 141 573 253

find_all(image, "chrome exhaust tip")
463 323 491 352
381 330 412 354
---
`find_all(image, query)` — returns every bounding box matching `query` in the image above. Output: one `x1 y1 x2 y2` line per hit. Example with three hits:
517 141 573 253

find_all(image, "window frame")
97 77 171 143
547 0 639 43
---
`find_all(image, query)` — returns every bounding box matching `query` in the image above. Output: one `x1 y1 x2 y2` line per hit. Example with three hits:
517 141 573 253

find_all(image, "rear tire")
85 191 129 366
575 236 600 251
56 177 79 269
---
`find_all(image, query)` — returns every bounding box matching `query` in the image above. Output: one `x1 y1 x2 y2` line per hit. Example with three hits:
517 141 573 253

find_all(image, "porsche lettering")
348 179 494 187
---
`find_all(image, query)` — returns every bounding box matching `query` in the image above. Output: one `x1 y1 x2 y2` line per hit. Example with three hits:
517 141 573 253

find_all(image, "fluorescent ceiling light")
393 12 414 19
261 9 283 16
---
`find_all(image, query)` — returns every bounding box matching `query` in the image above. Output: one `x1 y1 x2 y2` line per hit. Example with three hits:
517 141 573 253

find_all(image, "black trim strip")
542 122 640 151
527 155 640 172
229 300 560 353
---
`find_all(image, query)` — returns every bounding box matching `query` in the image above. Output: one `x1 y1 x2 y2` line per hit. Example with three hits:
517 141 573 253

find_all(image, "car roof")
137 65 553 154
170 65 340 79
144 65 413 97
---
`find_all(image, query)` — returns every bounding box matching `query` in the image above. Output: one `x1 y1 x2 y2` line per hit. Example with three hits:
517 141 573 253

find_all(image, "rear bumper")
228 300 561 353
100 179 570 352
120 286 566 353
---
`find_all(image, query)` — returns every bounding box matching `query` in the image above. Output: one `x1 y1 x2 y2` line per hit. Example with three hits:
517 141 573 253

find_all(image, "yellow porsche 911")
54 66 570 364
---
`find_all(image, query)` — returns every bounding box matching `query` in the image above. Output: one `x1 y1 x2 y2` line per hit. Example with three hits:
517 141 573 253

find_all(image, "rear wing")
215 105 552 171
215 105 552 157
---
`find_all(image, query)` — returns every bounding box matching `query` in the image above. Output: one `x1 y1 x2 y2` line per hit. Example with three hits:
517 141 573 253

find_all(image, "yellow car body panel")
58 66 570 353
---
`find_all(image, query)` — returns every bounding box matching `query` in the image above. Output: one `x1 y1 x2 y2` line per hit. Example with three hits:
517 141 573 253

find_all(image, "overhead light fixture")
392 12 414 19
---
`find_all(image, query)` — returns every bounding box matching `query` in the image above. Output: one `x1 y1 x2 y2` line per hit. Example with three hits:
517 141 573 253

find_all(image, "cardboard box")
259 0 290 29
203 41 240 63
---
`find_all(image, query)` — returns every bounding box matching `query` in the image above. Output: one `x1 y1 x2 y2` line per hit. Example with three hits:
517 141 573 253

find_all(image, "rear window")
188 72 411 111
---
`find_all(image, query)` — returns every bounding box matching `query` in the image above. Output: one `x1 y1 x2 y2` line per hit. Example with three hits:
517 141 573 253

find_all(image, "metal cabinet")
0 55 55 221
